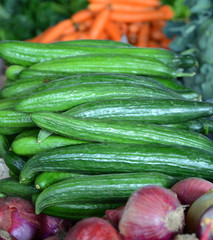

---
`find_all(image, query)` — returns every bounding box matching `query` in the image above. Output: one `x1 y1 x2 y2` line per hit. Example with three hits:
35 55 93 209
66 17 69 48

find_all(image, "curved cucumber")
35 172 178 214
11 134 88 156
20 142 213 184
30 112 213 153
35 172 86 190
64 98 213 124
5 65 26 81
4 151 26 175
0 178 38 200
14 82 183 112
28 54 188 78
0 110 35 127
0 134 10 158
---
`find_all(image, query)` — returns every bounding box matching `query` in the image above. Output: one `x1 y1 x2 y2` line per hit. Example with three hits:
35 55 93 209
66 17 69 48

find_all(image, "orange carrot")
88 2 108 12
159 5 174 20
147 40 161 48
71 9 94 23
88 0 160 7
128 22 141 34
160 37 172 49
151 30 165 41
117 22 128 35
77 18 93 32
88 6 111 39
97 31 109 40
105 20 122 41
136 22 150 47
111 3 155 13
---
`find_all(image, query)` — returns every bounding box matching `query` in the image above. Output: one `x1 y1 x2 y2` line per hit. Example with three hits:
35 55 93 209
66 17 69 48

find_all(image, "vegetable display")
0 39 213 239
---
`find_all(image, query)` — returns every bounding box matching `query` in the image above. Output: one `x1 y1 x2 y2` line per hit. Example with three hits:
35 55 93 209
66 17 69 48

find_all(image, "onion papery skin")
64 217 122 240
105 206 125 228
119 185 185 240
171 177 213 205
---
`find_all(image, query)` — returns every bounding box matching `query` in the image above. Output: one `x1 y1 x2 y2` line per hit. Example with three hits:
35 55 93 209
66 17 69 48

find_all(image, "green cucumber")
0 127 27 135
5 65 26 81
0 97 20 110
19 69 65 79
176 90 202 101
0 40 189 68
0 177 38 200
0 110 35 127
30 112 213 153
35 172 86 190
0 76 58 98
13 82 183 112
28 54 192 78
11 134 88 156
0 134 10 158
53 39 134 47
64 98 213 124
20 142 213 185
32 192 123 220
35 172 178 214
4 151 26 175
154 77 190 91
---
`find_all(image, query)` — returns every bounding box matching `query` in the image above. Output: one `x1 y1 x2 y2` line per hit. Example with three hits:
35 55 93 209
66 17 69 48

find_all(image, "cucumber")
35 172 178 214
19 69 65 79
53 39 134 47
19 142 213 184
0 110 35 127
164 119 213 134
13 82 183 112
0 97 20 110
176 90 202 101
5 65 26 81
12 73 182 98
32 192 123 220
64 98 213 124
35 172 86 190
0 177 38 200
11 134 88 156
30 112 213 153
0 40 189 68
0 134 10 158
154 77 190 91
4 151 26 175
0 127 27 135
0 76 58 98
28 54 191 78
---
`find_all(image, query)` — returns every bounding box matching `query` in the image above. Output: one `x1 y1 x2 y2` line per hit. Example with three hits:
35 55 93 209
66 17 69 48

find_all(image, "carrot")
160 37 172 49
151 30 165 41
88 6 111 39
147 40 161 48
159 5 174 20
135 22 150 47
38 19 73 43
97 31 109 40
117 22 128 35
71 9 94 23
88 2 108 12
111 3 155 13
88 0 161 7
128 22 141 45
105 20 122 41
77 18 93 32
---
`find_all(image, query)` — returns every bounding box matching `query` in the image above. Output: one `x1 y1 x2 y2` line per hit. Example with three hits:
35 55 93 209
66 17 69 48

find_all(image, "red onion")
65 217 122 240
0 229 17 240
36 214 71 239
105 206 125 228
43 231 66 240
119 185 185 240
197 205 213 240
186 190 213 234
171 177 213 205
0 197 40 240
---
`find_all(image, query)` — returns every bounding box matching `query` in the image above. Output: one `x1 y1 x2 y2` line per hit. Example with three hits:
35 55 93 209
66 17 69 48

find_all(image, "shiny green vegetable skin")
64 98 213 124
30 112 213 154
14 82 182 112
35 172 86 190
0 134 10 158
5 65 26 81
35 172 177 214
0 97 20 110
0 178 38 200
20 143 213 184
28 54 190 79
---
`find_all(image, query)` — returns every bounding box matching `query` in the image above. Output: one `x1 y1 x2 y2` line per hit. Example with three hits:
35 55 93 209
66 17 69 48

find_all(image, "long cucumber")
0 40 190 68
64 98 213 124
28 54 192 78
13 82 183 113
35 172 178 214
0 97 20 110
0 110 35 127
0 134 10 158
19 143 213 184
0 127 27 135
30 112 213 154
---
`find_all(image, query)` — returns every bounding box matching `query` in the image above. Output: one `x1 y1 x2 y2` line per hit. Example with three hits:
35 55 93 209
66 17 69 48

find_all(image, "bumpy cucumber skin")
11 135 88 156
29 54 178 78
30 112 213 154
0 110 35 127
5 65 26 81
0 97 20 110
0 178 38 200
35 172 86 190
35 172 177 214
0 41 176 67
13 82 183 112
20 142 213 185
64 98 213 124
4 151 26 175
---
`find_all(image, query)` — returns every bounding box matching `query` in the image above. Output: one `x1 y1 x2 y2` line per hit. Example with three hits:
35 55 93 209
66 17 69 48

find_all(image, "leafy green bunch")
0 0 88 41
164 0 213 100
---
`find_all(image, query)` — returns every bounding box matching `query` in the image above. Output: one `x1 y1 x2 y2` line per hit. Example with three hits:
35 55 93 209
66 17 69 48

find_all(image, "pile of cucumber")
0 39 213 220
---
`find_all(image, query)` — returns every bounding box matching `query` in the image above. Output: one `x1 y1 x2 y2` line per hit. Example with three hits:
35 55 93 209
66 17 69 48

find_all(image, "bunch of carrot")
27 0 174 48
